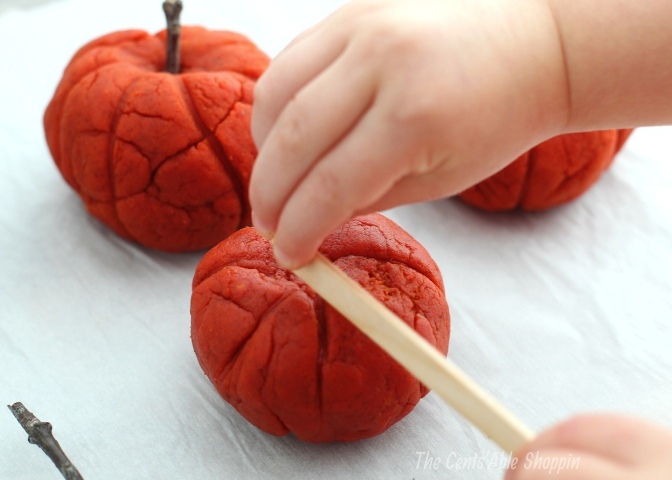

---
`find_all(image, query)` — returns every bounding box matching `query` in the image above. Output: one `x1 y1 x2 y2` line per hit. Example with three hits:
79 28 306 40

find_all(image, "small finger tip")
252 212 275 240
273 244 305 271
255 227 275 240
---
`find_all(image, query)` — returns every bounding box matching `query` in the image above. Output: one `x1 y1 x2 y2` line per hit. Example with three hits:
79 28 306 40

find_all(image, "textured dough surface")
459 129 633 211
191 214 451 442
44 27 270 251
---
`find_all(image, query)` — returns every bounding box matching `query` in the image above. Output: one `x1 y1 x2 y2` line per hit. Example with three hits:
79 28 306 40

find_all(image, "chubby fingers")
506 414 672 479
269 106 414 269
505 449 626 480
250 1 366 148
523 414 667 466
251 20 348 148
250 43 377 239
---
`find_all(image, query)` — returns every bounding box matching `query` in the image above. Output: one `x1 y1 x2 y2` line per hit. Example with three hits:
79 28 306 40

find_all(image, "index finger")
251 11 349 148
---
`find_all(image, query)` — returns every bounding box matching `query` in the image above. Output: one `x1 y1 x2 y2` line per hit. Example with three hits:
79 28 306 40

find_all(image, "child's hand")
249 0 568 268
506 414 672 479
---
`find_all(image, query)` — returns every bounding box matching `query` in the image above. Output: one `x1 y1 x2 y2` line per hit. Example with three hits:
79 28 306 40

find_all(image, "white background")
1 0 672 478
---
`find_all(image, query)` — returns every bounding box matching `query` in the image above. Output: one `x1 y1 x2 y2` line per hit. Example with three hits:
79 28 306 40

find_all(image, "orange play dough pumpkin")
459 129 633 211
44 27 269 251
191 213 451 442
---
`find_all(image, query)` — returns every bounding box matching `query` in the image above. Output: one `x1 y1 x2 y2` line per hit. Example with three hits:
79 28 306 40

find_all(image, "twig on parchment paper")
8 402 84 480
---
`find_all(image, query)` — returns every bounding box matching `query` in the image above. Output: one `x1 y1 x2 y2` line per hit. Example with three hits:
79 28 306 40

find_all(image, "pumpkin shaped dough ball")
459 129 633 211
191 213 451 442
44 27 270 252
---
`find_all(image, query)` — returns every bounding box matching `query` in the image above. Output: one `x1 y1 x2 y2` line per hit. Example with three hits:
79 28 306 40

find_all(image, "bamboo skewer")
292 252 535 453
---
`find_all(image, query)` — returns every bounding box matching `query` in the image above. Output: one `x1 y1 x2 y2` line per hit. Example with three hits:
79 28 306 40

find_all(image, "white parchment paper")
1 1 671 478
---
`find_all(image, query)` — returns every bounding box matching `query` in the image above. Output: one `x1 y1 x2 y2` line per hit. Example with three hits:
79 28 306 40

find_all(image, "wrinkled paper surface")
1 1 672 478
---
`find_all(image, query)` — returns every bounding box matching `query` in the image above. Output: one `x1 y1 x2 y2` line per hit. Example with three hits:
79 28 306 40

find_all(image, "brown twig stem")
8 402 84 480
163 0 183 74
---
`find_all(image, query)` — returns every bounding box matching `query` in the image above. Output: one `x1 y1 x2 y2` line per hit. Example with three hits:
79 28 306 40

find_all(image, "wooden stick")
292 253 535 453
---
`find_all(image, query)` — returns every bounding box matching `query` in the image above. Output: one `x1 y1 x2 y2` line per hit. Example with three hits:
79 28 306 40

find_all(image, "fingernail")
273 244 299 270
251 211 274 239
